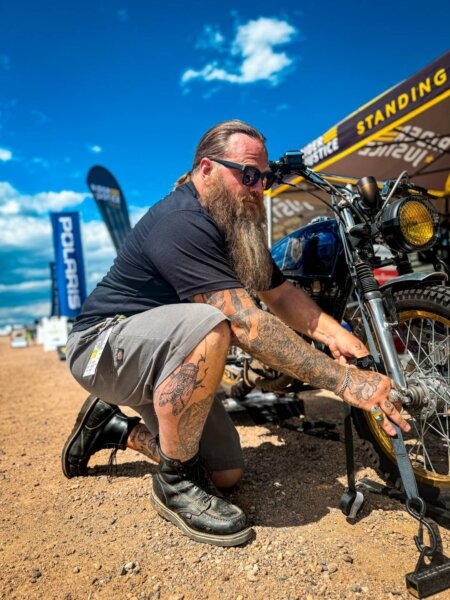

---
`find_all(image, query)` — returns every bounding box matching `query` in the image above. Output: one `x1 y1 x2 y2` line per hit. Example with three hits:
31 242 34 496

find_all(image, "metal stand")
357 477 450 528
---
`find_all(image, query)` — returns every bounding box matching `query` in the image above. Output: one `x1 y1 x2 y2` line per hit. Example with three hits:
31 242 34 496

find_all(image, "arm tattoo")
158 355 207 415
197 288 345 393
200 291 227 313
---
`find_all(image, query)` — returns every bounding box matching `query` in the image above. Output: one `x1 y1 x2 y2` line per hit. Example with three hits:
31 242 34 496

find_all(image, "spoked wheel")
351 285 450 503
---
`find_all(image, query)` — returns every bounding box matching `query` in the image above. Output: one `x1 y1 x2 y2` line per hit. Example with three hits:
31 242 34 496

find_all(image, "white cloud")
0 181 89 216
0 301 50 322
89 145 102 153
129 206 148 226
181 17 297 87
0 214 52 249
0 200 21 215
0 147 12 161
30 157 50 168
0 279 51 293
195 25 225 51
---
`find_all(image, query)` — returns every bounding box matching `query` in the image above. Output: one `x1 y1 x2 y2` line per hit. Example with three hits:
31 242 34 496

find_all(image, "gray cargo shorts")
66 303 244 471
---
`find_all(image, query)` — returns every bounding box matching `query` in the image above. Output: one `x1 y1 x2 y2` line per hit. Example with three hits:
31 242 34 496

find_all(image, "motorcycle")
221 151 450 504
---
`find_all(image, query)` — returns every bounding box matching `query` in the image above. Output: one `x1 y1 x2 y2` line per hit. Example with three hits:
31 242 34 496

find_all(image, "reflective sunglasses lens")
242 167 260 187
263 172 275 190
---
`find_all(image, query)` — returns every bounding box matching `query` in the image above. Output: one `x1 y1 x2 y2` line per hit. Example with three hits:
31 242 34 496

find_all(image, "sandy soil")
1 336 449 600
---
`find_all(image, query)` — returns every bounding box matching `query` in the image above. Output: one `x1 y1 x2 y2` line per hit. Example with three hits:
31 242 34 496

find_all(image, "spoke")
432 319 437 376
416 417 429 471
447 410 450 476
447 327 450 379
402 321 449 373
418 318 424 367
421 437 436 473
395 322 421 373
404 319 412 356
406 433 423 466
426 414 447 441
363 301 450 480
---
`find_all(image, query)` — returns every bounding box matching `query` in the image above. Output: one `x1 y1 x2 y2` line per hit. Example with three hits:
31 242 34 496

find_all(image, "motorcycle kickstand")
339 402 365 521
340 355 380 521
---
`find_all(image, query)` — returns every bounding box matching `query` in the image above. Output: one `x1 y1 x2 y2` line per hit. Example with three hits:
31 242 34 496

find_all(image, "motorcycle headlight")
380 197 439 252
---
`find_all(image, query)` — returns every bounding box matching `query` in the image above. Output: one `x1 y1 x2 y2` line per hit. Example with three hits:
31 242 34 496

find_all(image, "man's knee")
204 319 231 355
211 467 244 489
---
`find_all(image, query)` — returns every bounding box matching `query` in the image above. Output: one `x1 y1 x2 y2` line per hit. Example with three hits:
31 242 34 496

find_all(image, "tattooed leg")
127 423 159 462
154 321 230 462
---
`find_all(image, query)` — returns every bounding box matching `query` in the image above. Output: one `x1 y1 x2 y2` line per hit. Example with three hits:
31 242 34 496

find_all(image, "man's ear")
198 157 213 180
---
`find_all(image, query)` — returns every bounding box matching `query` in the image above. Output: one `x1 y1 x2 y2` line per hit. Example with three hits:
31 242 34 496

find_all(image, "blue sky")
1 0 449 325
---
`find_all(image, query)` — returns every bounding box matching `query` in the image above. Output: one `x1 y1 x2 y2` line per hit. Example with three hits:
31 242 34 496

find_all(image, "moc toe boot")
62 395 140 478
150 447 252 547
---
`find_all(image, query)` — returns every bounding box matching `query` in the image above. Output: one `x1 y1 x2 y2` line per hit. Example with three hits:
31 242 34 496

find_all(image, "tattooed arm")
192 287 410 436
258 281 368 363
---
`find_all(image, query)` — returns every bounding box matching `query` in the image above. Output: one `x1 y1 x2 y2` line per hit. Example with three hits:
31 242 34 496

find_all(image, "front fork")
361 290 408 391
337 205 408 391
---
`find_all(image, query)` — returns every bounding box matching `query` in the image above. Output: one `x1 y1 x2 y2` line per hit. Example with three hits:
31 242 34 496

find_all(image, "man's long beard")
201 175 273 293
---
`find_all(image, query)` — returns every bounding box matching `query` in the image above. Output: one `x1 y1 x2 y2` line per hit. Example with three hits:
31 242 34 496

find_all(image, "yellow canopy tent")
268 51 450 242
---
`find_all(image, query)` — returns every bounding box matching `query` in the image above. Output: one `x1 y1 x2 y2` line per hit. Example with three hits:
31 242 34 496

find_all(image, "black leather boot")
62 395 140 478
151 446 252 547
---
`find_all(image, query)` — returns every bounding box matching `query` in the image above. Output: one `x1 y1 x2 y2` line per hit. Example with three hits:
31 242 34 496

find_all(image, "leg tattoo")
127 423 159 462
154 324 229 462
175 394 214 459
158 354 208 416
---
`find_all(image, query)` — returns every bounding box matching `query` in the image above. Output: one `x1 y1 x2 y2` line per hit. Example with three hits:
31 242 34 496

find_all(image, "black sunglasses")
209 158 275 191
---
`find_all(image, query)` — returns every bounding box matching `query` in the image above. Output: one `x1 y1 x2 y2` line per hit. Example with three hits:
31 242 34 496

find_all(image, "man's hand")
340 369 411 437
327 328 369 364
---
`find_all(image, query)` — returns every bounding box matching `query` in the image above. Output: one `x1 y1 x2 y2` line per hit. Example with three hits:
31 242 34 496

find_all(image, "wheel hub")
405 376 450 418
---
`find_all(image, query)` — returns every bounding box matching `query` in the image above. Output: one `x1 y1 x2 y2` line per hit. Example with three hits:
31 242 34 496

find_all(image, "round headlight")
380 196 439 253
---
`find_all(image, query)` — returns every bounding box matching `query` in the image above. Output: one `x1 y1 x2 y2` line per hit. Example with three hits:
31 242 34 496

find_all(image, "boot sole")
150 489 253 547
61 395 100 478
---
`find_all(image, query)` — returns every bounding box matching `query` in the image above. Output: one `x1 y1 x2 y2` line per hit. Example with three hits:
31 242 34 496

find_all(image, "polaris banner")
87 165 131 253
51 212 87 318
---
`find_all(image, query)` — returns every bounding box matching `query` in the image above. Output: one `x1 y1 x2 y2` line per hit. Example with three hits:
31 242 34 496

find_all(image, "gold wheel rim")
365 309 450 488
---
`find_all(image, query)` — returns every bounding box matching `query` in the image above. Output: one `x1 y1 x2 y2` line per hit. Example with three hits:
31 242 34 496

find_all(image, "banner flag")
50 212 87 318
87 166 131 253
268 51 450 241
49 261 60 317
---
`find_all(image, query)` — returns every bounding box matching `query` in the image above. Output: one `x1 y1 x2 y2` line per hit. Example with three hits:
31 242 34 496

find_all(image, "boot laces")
190 461 220 504
107 448 119 482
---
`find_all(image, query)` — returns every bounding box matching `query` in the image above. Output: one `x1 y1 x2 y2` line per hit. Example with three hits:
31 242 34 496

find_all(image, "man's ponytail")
174 171 192 188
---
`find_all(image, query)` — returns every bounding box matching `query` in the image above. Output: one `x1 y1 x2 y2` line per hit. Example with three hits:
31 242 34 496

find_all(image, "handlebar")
270 151 433 199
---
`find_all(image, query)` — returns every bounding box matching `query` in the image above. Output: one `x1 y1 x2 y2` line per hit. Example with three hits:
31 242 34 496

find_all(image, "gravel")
1 339 449 599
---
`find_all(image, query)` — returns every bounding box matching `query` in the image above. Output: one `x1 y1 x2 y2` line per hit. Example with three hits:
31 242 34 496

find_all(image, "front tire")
351 285 450 504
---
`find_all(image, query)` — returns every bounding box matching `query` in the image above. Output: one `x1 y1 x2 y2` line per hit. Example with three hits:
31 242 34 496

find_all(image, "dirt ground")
1 336 450 600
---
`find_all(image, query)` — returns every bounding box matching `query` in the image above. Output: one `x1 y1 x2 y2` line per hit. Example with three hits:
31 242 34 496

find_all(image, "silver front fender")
380 271 448 294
